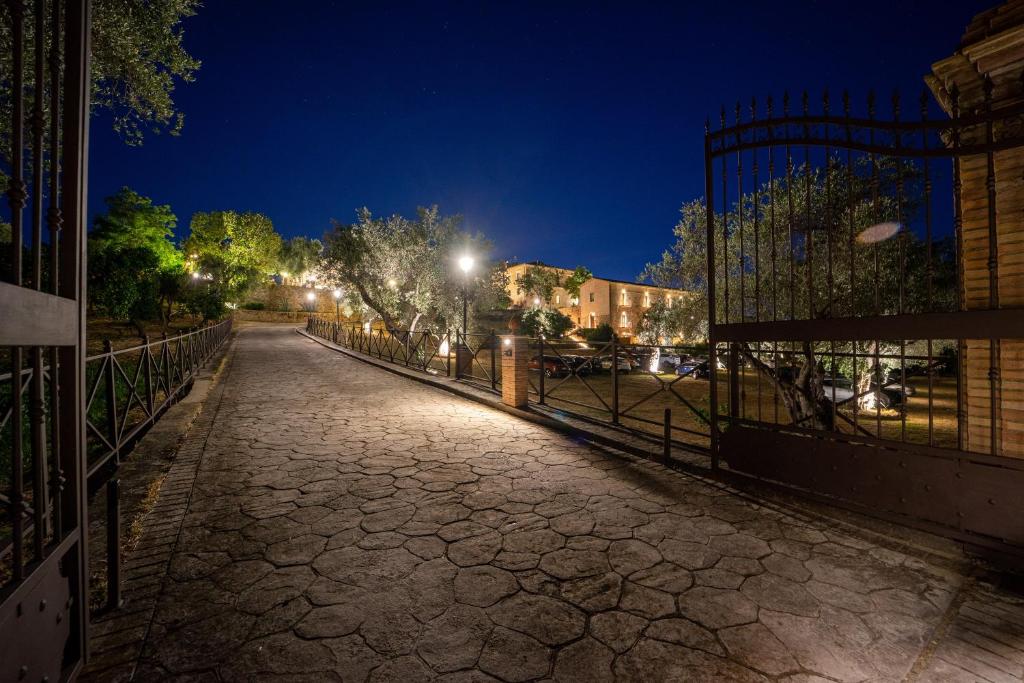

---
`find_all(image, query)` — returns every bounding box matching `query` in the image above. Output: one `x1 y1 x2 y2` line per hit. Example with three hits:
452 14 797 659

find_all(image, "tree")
88 188 184 333
518 308 574 339
91 187 182 270
637 300 689 345
279 236 323 279
641 159 953 430
563 266 593 300
184 211 282 300
582 323 614 343
516 265 561 304
320 206 503 336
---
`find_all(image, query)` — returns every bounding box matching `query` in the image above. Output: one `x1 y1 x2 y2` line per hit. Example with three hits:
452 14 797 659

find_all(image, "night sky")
87 1 991 282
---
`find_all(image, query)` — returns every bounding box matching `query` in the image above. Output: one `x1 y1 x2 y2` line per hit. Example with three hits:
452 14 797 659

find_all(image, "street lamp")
333 288 342 323
306 290 315 313
458 255 474 338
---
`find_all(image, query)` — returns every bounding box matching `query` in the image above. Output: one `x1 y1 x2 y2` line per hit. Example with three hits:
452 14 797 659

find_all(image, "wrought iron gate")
1 0 91 679
705 89 1024 557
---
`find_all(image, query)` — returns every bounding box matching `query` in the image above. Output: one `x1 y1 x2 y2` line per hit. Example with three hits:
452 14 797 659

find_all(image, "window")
556 294 561 304
621 290 628 305
589 292 595 302
643 292 650 307
620 311 629 328
589 312 596 327
667 295 673 308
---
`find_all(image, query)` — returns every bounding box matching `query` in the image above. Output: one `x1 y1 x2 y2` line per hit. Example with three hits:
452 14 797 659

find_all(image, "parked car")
822 375 904 409
676 358 711 379
529 354 592 377
594 353 632 373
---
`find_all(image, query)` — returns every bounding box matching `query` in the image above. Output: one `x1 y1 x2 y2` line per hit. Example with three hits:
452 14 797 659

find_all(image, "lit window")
620 311 629 327
621 290 628 305
643 292 650 307
556 295 561 304
589 312 596 327
667 295 673 308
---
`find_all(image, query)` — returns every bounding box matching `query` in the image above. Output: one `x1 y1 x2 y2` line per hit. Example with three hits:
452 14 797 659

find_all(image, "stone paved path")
109 326 1024 681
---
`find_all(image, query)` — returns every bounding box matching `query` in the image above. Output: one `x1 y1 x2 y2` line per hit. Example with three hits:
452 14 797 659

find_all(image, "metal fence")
2 318 232 612
704 89 1024 554
306 318 714 454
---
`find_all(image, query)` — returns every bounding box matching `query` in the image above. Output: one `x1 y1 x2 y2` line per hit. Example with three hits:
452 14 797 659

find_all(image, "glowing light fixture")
458 255 475 274
503 338 512 346
280 270 289 278
306 291 316 302
333 289 342 299
533 297 541 306
439 338 451 356
191 272 200 280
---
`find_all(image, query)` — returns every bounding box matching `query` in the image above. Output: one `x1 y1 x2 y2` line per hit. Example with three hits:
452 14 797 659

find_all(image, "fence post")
445 331 452 377
729 343 740 419
663 408 672 465
455 331 463 379
103 340 119 464
161 333 171 392
143 336 154 415
490 329 497 391
538 335 545 405
106 478 123 611
611 334 619 424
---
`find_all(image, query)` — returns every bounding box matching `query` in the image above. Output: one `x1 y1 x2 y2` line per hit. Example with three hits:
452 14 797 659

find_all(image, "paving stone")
552 636 614 682
418 604 493 672
619 581 676 619
478 627 552 682
677 586 759 629
488 592 586 645
608 539 662 576
455 565 519 607
538 548 610 580
644 618 724 656
741 573 820 617
560 572 623 612
720 622 800 675
589 611 648 654
614 638 769 682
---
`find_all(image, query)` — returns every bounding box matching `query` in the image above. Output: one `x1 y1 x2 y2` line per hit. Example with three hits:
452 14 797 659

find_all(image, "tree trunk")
739 341 834 431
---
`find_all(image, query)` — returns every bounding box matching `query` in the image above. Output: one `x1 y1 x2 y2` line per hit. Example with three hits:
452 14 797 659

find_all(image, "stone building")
505 262 688 341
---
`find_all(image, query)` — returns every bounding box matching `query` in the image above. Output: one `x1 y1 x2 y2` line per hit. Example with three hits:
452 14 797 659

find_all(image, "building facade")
505 262 687 341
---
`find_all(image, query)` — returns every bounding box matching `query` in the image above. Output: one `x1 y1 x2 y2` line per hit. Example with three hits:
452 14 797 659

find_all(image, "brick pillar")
500 336 530 408
927 2 1024 457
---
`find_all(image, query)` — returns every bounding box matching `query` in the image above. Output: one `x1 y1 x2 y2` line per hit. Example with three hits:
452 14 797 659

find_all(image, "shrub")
518 308 574 339
241 302 266 310
582 323 614 343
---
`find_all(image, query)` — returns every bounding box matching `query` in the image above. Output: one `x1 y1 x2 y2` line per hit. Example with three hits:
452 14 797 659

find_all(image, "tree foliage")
641 160 956 429
279 236 323 278
518 308 574 339
637 300 689 345
184 211 282 299
562 266 593 300
0 0 200 171
515 265 561 304
87 188 185 331
320 206 503 335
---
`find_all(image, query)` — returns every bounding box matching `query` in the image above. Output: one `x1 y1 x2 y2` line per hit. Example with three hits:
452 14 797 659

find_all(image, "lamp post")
458 255 474 337
333 289 342 323
305 290 315 313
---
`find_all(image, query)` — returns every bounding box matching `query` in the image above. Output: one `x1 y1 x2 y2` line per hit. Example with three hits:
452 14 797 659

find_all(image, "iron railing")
703 88 1024 553
306 318 712 454
2 318 232 612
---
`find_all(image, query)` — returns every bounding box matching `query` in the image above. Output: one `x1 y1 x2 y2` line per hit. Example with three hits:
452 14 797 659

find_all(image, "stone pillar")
500 336 530 408
927 1 1024 457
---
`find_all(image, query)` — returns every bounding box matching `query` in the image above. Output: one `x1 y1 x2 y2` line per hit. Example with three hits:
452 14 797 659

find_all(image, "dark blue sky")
88 1 990 282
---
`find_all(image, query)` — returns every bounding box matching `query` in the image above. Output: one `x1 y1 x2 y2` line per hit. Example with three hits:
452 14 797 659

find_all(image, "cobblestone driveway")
108 326 1024 681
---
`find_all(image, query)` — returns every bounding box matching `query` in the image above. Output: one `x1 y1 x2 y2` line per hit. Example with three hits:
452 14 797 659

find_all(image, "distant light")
189 253 198 259
363 322 371 333
333 289 342 299
439 338 450 355
387 279 397 289
280 270 289 278
306 291 316 302
191 272 200 280
857 222 900 244
533 297 541 306
503 338 512 347
458 255 475 275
